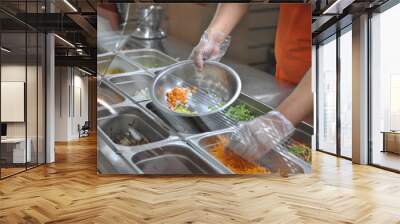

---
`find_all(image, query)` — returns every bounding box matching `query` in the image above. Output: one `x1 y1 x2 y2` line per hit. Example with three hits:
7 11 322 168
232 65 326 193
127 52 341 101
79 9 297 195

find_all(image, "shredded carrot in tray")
210 137 269 174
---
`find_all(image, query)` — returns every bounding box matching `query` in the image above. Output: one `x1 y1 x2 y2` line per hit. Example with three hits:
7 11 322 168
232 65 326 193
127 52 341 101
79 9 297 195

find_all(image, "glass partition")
370 3 400 172
38 32 46 165
339 28 352 158
317 35 337 155
27 31 38 169
0 1 46 179
0 31 28 177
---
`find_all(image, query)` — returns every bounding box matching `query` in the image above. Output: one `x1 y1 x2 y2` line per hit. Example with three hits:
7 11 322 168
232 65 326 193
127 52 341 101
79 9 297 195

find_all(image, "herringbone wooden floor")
1 135 400 224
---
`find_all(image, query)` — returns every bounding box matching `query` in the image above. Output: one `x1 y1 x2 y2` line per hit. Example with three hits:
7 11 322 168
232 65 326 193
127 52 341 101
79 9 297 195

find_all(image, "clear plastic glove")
228 111 295 163
189 30 231 71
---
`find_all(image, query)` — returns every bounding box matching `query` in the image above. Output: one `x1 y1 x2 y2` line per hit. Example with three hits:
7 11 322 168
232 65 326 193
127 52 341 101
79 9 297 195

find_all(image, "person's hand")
189 30 231 71
227 111 295 163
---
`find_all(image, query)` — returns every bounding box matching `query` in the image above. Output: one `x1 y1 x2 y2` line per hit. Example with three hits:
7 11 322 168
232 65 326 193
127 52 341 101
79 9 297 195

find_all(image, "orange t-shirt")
275 4 312 85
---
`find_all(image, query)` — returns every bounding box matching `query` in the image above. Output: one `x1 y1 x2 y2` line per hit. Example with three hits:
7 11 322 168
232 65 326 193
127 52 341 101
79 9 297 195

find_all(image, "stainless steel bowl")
151 60 241 117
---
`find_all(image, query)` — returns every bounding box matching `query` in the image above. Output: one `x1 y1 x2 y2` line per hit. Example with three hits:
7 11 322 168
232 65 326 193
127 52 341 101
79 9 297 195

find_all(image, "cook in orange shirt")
191 4 313 163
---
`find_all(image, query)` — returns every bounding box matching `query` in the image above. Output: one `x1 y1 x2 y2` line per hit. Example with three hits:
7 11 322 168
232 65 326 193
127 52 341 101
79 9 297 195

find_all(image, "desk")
1 138 31 163
381 131 400 154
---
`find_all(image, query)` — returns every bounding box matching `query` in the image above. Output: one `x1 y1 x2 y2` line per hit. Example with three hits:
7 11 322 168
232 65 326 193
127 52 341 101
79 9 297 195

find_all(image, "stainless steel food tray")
97 48 313 174
97 80 131 110
118 141 227 174
187 129 311 174
106 55 142 76
107 73 154 102
98 53 116 75
98 105 179 152
119 49 178 72
224 93 313 146
97 134 140 174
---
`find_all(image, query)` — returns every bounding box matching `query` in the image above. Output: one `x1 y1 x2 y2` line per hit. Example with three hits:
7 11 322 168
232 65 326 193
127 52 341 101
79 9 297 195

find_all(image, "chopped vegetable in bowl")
174 104 194 114
166 87 190 109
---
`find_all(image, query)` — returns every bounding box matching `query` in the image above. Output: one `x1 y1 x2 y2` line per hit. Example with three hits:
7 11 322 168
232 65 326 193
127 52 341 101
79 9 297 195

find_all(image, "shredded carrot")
210 137 269 174
166 87 189 110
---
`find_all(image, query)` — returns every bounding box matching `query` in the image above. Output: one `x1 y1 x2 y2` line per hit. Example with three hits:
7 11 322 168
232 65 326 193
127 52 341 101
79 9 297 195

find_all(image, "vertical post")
336 29 341 157
352 14 369 164
0 25 2 179
312 45 317 150
46 0 56 163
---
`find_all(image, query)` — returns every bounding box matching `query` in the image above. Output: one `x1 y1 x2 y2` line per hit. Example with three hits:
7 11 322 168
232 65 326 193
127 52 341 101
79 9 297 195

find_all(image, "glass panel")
371 4 400 171
1 31 27 177
38 33 45 165
27 31 38 169
26 0 39 169
317 37 337 154
339 29 352 158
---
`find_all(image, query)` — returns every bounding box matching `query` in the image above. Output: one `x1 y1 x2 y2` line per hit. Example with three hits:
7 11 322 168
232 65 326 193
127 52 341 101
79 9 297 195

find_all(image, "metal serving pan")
223 93 313 146
120 141 226 174
97 134 140 174
98 53 116 75
97 81 127 108
98 105 178 152
108 73 154 102
187 129 311 175
100 55 141 76
120 49 178 71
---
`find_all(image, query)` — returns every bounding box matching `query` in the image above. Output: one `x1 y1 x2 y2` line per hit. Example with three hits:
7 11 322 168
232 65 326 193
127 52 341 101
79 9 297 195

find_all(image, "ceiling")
0 0 97 74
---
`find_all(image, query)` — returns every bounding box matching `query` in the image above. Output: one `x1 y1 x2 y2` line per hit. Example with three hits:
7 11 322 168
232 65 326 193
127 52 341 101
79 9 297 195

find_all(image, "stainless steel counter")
97 34 313 175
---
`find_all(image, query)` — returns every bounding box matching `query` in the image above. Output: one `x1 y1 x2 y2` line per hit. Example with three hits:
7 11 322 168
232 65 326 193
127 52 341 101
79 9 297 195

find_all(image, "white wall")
54 66 69 141
1 65 33 138
54 67 89 141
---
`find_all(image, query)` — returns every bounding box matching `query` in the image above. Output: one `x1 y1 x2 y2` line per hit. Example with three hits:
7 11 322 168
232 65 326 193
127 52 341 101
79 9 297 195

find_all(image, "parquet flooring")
1 135 400 223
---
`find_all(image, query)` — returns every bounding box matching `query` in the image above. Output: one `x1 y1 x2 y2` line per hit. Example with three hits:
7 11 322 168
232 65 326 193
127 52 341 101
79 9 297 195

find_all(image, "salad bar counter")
97 38 313 176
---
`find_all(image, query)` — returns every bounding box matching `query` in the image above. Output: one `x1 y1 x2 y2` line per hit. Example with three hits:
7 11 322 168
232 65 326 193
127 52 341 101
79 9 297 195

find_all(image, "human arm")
190 4 249 70
276 69 313 126
207 3 249 38
228 69 313 162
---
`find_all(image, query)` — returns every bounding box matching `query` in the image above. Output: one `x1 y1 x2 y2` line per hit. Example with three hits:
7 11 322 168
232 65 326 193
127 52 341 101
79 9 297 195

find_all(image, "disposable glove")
189 30 231 71
228 111 295 163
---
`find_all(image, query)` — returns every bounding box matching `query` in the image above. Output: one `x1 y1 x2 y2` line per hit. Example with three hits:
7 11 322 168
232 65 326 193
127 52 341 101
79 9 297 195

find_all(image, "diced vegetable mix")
225 104 255 121
166 87 195 114
166 87 189 110
288 144 311 162
174 104 194 114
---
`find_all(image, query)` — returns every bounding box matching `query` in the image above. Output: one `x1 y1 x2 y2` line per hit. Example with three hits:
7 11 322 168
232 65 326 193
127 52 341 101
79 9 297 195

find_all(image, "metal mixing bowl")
151 60 241 117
